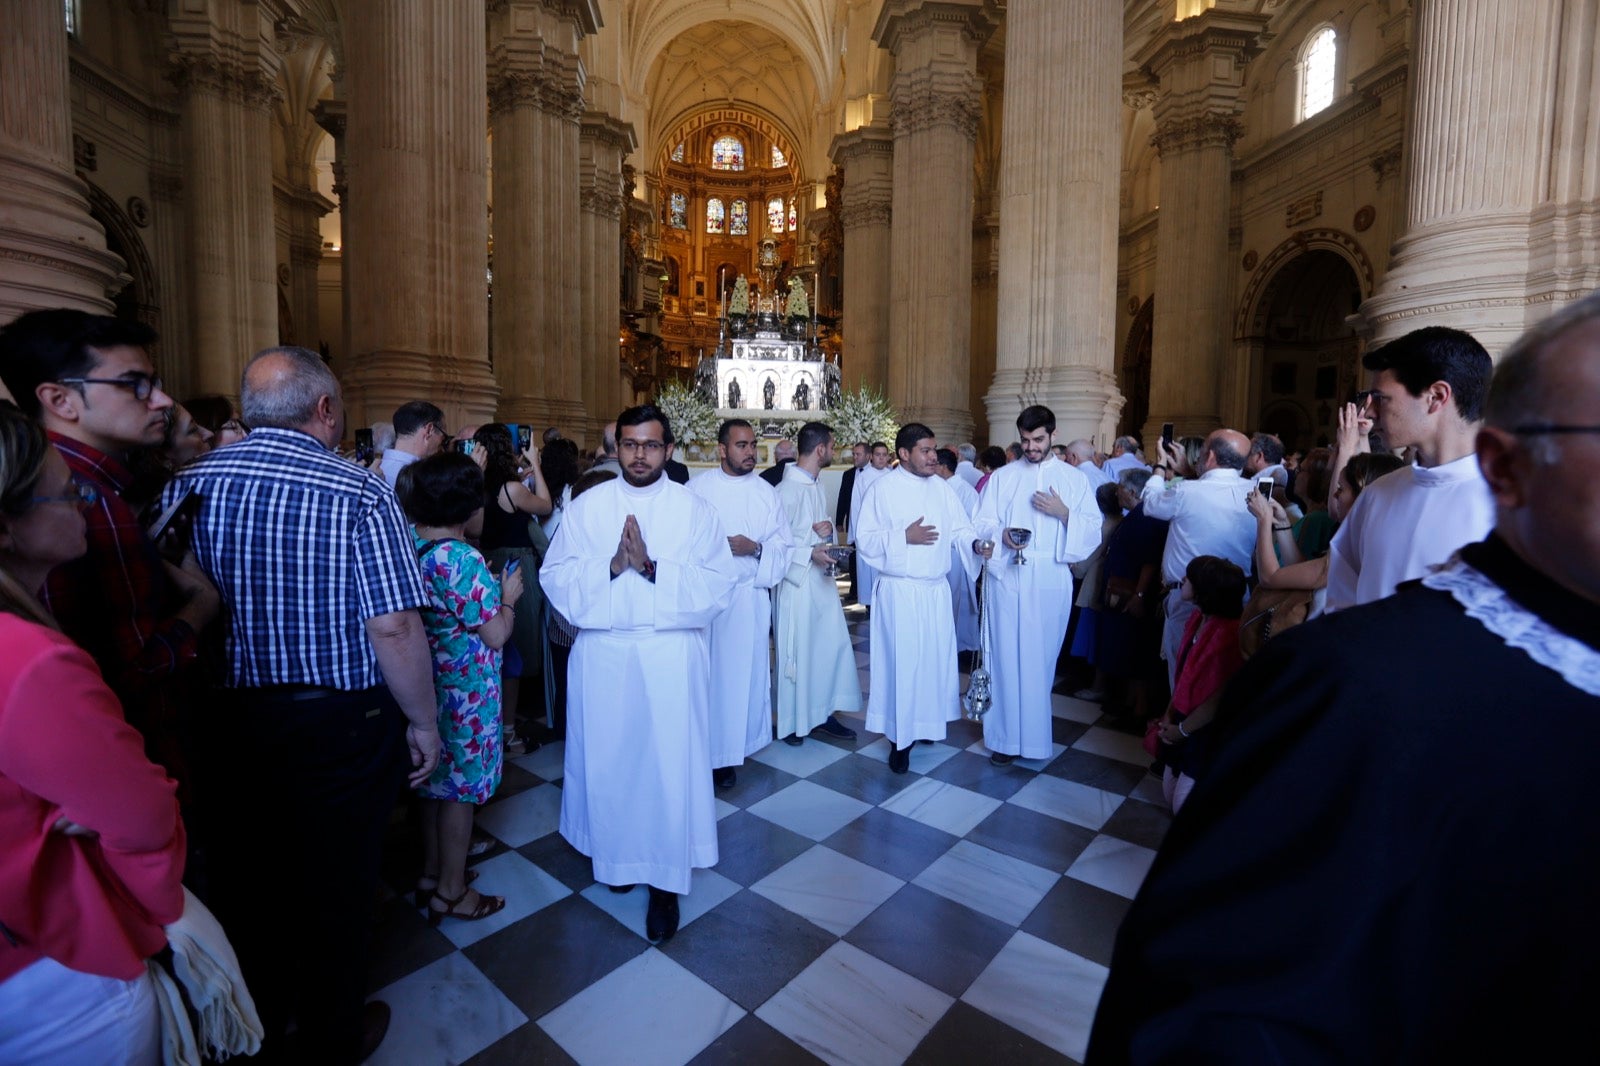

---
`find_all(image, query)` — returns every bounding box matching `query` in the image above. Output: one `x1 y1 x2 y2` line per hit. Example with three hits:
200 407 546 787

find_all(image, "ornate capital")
1370 146 1403 187
891 72 982 140
1123 86 1160 112
1150 112 1242 156
489 67 584 122
168 52 281 111
840 202 892 230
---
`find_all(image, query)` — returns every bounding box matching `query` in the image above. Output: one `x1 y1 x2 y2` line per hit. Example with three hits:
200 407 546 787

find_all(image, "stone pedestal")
343 1 499 429
828 125 894 395
875 0 1000 445
1135 9 1268 444
985 0 1124 446
0 0 126 324
1360 0 1571 352
579 112 635 438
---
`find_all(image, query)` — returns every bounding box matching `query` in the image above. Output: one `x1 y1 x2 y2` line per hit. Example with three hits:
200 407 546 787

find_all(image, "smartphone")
1160 422 1175 449
1258 478 1275 500
148 487 203 565
354 427 374 464
510 424 532 453
455 438 476 456
503 558 521 577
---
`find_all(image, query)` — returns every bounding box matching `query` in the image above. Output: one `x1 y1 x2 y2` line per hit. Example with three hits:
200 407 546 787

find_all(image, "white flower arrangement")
825 387 899 448
728 275 750 316
785 277 809 321
654 379 720 446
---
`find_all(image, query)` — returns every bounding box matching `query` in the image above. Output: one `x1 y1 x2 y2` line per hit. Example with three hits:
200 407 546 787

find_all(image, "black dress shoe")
358 1000 391 1063
887 745 910 774
782 733 804 746
989 751 1015 766
646 887 680 942
608 883 637 894
917 739 935 745
713 766 737 789
813 715 857 740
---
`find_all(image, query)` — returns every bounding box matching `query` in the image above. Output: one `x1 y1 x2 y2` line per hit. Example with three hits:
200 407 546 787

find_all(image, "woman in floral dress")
396 452 524 923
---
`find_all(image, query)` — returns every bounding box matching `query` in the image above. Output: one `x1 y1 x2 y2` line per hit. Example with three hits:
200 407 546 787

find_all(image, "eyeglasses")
28 480 101 508
57 373 164 401
1511 424 1600 435
618 440 666 455
220 419 247 434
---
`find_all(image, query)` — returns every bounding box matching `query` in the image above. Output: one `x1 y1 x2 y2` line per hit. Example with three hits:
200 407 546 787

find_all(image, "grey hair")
1114 435 1140 454
1486 289 1600 465
371 421 396 452
240 346 340 429
957 442 977 463
1117 467 1153 494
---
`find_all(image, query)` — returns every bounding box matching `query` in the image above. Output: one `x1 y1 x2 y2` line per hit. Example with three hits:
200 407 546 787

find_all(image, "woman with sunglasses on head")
0 401 187 1064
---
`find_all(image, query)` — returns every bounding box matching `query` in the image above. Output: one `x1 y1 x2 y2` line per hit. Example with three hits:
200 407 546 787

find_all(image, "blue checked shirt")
162 428 428 690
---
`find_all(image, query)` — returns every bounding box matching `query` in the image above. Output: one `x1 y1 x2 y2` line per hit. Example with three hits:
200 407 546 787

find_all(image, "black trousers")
197 686 406 1064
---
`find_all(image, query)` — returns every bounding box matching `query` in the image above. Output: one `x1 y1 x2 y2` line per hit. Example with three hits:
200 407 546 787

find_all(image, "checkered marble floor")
364 610 1169 1066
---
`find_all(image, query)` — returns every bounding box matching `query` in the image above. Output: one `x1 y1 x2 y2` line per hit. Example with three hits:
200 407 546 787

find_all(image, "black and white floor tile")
366 611 1169 1066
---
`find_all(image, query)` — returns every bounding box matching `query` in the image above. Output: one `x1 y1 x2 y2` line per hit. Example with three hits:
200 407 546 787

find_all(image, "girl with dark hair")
181 395 247 448
1148 554 1247 812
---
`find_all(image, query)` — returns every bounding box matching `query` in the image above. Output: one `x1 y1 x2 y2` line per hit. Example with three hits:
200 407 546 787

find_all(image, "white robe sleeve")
777 481 819 588
944 485 981 583
854 476 910 576
640 504 739 630
973 474 1003 545
753 487 794 591
542 508 618 631
1323 491 1366 613
1051 472 1103 566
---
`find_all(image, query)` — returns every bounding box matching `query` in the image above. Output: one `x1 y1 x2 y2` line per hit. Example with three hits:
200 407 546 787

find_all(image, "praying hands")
610 514 653 576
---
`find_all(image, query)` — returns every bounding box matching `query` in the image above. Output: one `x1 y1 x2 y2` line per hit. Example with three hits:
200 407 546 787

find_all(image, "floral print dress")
413 534 503 803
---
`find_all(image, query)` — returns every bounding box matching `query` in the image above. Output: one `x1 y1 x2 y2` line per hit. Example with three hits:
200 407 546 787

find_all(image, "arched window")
729 199 750 235
711 136 745 171
787 197 797 232
668 191 687 230
670 142 685 163
771 144 787 169
1299 26 1337 121
706 197 725 234
768 197 785 233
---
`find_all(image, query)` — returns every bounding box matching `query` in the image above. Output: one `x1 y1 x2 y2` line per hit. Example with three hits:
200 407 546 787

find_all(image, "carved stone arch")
81 181 159 335
1119 296 1154 439
1235 229 1373 340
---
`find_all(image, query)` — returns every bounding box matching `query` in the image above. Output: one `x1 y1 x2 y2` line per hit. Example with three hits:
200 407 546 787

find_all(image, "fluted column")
312 99 349 371
0 0 126 322
1134 9 1267 443
488 0 598 433
343 1 498 428
875 0 1000 443
579 112 636 436
1360 0 1564 351
986 0 1124 444
829 125 894 393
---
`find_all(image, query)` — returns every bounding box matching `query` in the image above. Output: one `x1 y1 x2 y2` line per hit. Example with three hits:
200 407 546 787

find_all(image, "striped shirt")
162 428 427 690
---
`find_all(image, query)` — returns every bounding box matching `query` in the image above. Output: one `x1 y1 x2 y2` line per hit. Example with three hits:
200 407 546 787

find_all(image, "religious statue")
693 355 716 403
763 377 776 410
792 380 810 411
727 378 741 409
824 356 842 409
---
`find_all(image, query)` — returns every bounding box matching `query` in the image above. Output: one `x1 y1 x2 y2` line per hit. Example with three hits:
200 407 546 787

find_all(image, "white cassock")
542 475 739 894
973 456 1101 760
857 469 978 746
945 474 982 651
773 464 862 737
848 464 890 605
687 468 793 766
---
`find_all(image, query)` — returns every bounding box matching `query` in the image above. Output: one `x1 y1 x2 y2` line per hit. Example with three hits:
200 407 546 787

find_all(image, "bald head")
241 346 342 447
1202 429 1250 473
1065 439 1096 465
774 439 797 462
601 421 617 458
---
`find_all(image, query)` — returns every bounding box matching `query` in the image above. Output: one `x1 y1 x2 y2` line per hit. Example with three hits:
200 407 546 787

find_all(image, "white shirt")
1140 467 1257 585
974 455 1102 589
955 460 983 488
1324 453 1494 611
1103 452 1148 480
378 448 418 487
1076 460 1113 488
945 472 980 518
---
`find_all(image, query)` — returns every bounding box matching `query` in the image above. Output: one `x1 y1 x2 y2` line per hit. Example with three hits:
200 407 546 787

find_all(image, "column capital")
1135 8 1268 154
167 50 281 111
890 67 983 140
489 62 584 122
579 112 638 154
1150 112 1243 155
487 0 600 37
873 0 1002 55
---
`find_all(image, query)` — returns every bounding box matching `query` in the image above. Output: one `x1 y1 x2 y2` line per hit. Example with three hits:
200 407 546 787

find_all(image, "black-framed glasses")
57 373 163 401
618 439 666 454
28 480 101 508
1512 424 1600 435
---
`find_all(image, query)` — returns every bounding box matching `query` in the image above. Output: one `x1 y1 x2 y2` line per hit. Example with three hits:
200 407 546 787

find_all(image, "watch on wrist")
753 543 763 561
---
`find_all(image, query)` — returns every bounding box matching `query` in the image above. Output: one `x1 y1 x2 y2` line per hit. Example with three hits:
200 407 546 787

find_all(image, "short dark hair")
980 445 1007 470
618 403 673 445
1186 555 1247 619
1341 452 1406 497
1094 482 1122 517
935 447 958 473
1017 405 1055 434
870 441 889 454
798 420 832 456
1006 442 1022 461
717 418 753 445
1206 435 1247 471
571 468 617 499
895 422 934 455
0 309 158 418
1362 326 1493 422
393 401 444 438
395 451 484 527
852 440 868 451
1249 433 1284 466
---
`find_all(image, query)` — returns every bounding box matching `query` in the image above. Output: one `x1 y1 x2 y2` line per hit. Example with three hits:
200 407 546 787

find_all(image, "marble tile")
1043 748 1148 796
912 840 1059 927
1050 692 1102 724
688 1015 821 1066
857 737 961 774
710 809 816 887
806 753 922 807
462 896 647 1023
1070 725 1154 766
964 803 1098 875
879 777 1003 837
719 760 801 809
662 889 839 1011
474 782 563 848
747 779 872 842
539 948 743 1066
715 797 739 821
1008 774 1123 831
963 739 1066 772
1064 835 1158 899
909 999 1075 1066
926 750 1033 801
1129 772 1167 806
580 867 741 940
854 650 871 668
509 740 565 782
750 736 853 778
1020 876 1133 968
756 941 954 1066
821 807 959 882
429 850 572 950
368 952 526 1066
1100 797 1172 851
751 844 905 937
844 883 1014 998
962 931 1108 1062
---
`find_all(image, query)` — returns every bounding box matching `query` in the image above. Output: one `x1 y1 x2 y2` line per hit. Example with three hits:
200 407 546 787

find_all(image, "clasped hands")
610 514 652 576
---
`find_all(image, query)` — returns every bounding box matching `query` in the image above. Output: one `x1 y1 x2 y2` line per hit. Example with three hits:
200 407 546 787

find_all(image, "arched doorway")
1119 296 1153 440
82 183 159 336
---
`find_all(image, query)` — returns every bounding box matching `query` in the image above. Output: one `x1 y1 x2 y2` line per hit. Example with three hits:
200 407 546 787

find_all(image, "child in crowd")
395 452 523 924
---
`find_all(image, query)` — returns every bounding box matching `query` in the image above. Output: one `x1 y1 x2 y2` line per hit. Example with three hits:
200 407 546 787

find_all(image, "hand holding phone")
1160 422 1175 449
1258 478 1275 500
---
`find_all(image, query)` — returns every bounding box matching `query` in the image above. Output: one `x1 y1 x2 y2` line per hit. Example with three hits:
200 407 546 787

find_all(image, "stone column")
343 2 499 429
312 99 349 370
0 0 126 323
828 125 894 394
488 1 598 434
1359 0 1564 351
168 17 282 399
579 112 636 437
1134 9 1268 443
875 0 1000 444
985 0 1124 445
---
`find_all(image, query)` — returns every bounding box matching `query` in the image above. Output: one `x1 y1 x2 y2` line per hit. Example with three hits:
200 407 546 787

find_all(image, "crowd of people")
1 292 1597 1063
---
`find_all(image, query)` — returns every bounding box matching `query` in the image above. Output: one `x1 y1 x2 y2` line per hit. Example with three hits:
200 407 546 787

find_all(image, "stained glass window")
706 198 725 234
768 197 785 233
711 136 745 171
1300 28 1336 121
668 191 687 230
670 142 685 163
730 199 750 235
788 197 797 232
771 145 787 168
